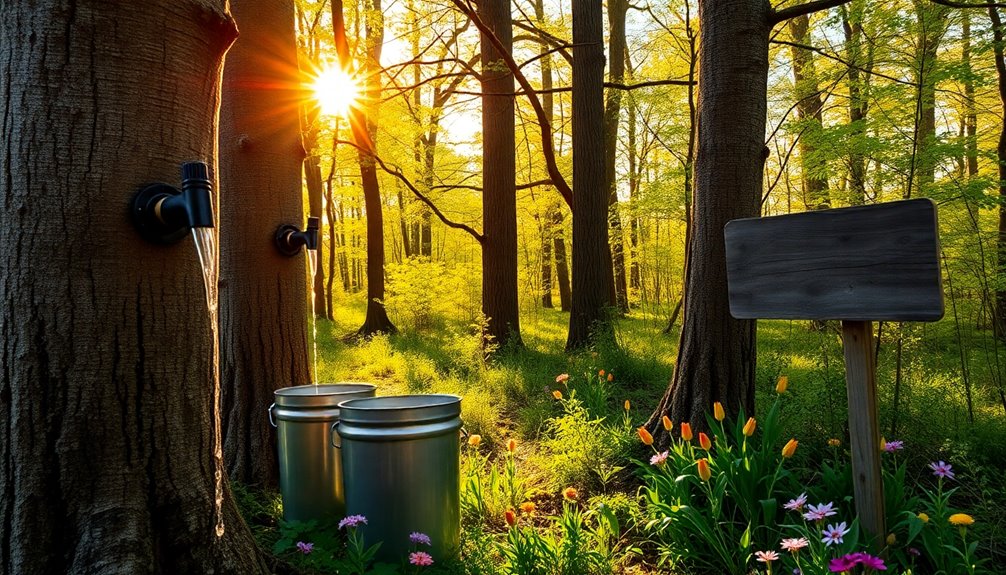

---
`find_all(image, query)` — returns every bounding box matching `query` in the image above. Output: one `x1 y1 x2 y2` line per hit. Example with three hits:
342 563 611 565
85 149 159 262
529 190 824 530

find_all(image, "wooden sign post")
724 199 943 545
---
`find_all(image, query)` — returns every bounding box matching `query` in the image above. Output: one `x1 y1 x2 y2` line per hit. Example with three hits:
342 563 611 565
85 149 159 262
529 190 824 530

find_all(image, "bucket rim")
338 393 461 411
275 383 377 397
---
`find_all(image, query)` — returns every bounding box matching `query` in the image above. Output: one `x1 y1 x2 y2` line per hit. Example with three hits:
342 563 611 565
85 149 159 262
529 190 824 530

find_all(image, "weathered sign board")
724 198 943 545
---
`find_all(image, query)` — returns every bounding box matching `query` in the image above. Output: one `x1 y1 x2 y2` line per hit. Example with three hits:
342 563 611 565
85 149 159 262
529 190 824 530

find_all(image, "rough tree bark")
990 7 1006 340
480 0 522 348
220 0 311 488
566 0 612 350
789 13 830 210
647 0 777 439
605 0 631 314
0 1 271 572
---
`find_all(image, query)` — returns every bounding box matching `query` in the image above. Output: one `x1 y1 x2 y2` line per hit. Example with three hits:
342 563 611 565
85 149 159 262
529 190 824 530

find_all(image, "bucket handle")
331 421 341 448
459 427 469 445
268 403 277 428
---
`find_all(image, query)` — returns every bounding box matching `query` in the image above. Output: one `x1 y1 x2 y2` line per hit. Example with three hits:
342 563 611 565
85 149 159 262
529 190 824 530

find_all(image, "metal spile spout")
131 160 215 244
181 161 214 229
275 216 319 256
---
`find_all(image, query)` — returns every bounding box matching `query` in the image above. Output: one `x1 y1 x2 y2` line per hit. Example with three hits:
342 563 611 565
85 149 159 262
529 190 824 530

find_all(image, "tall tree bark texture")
842 0 870 205
0 2 272 573
535 0 559 310
220 0 311 488
480 0 522 348
989 7 1006 340
911 1 948 197
566 0 611 350
647 0 770 440
789 14 830 210
605 0 631 314
335 0 396 336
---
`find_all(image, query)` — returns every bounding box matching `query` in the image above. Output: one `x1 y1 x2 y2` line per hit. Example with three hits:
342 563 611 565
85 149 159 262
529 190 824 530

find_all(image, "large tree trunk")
605 0 630 314
480 0 522 348
789 14 830 210
0 2 271 572
220 0 311 488
990 8 1006 340
647 0 766 439
566 0 611 350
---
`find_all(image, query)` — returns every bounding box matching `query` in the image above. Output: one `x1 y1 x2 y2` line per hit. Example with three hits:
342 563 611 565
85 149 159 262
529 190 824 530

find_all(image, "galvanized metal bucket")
269 383 377 522
336 394 462 561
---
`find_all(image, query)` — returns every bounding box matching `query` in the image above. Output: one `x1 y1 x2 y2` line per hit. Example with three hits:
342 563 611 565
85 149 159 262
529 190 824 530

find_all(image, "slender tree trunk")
990 8 1006 340
963 12 979 180
911 1 948 197
605 0 630 314
789 13 830 210
0 2 272 572
842 0 870 204
554 210 572 312
627 81 641 292
480 0 522 348
536 0 556 309
220 0 311 488
648 0 767 437
566 0 611 350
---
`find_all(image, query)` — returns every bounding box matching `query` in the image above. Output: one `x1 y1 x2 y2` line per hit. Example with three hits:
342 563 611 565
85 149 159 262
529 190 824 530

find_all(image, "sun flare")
311 66 359 117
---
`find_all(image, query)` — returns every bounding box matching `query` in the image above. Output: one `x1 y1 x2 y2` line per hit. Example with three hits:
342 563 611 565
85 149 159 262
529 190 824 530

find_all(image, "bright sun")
312 66 359 117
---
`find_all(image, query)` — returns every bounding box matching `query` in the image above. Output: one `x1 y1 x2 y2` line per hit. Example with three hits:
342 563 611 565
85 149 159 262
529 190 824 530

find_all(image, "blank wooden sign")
724 199 944 322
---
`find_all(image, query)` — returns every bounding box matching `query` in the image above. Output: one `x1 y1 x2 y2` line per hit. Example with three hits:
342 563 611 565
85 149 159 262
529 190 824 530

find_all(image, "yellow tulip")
638 427 654 446
662 415 673 431
467 434 482 447
828 438 841 447
743 417 757 437
782 438 798 458
699 432 712 451
776 375 788 394
624 399 631 411
917 512 929 523
886 533 897 546
680 422 693 442
713 402 725 422
697 458 711 482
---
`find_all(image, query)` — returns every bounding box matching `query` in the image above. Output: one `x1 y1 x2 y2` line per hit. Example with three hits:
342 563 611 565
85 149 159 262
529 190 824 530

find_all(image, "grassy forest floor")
240 295 1006 574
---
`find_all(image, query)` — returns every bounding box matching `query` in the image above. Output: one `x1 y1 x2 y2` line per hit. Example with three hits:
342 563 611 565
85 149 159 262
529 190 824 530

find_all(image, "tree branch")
931 0 1006 7
336 139 485 243
770 0 853 24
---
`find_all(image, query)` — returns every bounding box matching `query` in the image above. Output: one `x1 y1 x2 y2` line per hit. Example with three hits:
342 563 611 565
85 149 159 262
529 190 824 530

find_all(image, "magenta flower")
829 554 858 572
409 551 434 566
338 514 368 529
755 550 779 562
784 493 808 512
296 541 313 554
883 440 904 452
821 521 850 546
650 450 669 466
409 532 432 546
855 553 887 570
780 537 809 552
929 460 955 480
803 502 837 521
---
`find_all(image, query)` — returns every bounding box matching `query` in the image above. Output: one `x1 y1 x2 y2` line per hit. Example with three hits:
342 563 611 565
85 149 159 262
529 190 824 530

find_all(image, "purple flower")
883 440 904 452
650 450 669 466
929 460 955 480
829 554 858 572
296 541 314 554
784 493 808 512
338 514 368 529
821 521 850 546
855 553 887 570
409 551 434 566
908 547 921 557
409 531 432 546
803 502 837 521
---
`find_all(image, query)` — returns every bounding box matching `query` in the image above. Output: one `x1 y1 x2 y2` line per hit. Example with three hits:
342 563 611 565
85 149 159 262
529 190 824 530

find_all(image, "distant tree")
606 0 631 314
789 13 831 210
219 0 311 488
0 1 270 571
567 0 612 350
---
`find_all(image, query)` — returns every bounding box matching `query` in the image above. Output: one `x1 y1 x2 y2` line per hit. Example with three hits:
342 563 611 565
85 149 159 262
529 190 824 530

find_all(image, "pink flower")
409 551 434 566
829 554 858 572
296 541 313 554
821 522 850 546
802 502 837 521
650 450 669 466
555 373 570 383
883 440 904 452
409 532 432 546
829 552 887 572
780 537 809 552
929 460 955 480
784 493 808 512
855 553 887 570
755 550 779 562
338 514 368 529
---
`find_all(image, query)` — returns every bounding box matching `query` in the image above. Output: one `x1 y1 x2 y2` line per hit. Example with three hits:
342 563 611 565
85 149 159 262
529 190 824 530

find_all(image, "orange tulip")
662 415 673 432
697 458 711 482
467 434 482 447
520 501 536 514
552 390 563 400
776 375 789 394
607 373 614 382
638 427 654 446
782 438 798 458
699 432 712 451
599 369 605 377
743 417 757 437
680 422 693 442
713 402 725 422
563 486 578 501
507 438 517 453
504 508 517 527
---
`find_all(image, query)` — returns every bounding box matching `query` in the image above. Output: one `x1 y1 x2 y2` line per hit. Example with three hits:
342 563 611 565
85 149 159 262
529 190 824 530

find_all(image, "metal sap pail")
336 394 462 561
269 383 377 522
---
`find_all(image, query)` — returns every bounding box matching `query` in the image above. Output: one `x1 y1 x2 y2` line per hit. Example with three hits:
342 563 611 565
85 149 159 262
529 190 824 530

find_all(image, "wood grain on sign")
724 199 943 321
